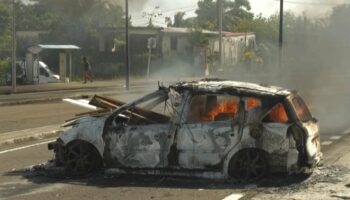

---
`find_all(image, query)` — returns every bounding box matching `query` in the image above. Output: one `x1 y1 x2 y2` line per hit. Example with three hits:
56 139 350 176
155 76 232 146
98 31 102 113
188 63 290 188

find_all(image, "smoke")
215 4 350 134
107 0 149 11
292 0 349 17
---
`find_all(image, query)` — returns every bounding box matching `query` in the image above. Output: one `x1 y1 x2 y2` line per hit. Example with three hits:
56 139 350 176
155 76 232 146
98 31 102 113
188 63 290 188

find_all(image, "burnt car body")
49 79 322 180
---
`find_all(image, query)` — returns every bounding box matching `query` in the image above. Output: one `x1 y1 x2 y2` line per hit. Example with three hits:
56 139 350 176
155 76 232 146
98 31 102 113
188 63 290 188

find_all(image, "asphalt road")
0 130 349 200
0 89 153 134
1 80 350 199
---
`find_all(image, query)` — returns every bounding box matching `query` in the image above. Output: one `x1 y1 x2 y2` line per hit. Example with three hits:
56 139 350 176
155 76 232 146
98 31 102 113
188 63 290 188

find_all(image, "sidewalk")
0 79 147 95
0 76 201 95
0 125 67 147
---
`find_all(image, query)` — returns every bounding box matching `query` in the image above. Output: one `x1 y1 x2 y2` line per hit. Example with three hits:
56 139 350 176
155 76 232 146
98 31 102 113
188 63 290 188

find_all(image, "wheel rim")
65 142 100 176
230 150 268 181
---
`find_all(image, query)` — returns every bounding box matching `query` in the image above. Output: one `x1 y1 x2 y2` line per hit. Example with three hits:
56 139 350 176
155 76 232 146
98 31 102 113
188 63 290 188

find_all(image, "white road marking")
321 141 333 146
0 140 54 155
330 136 342 140
222 193 244 200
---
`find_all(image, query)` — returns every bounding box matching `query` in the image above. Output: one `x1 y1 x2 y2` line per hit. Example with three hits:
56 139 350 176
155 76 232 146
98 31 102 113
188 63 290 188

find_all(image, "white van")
11 60 60 84
35 61 60 83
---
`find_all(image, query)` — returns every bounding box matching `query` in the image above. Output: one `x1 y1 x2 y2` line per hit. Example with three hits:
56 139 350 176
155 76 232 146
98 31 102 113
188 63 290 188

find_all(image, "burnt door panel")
177 121 240 170
105 124 170 169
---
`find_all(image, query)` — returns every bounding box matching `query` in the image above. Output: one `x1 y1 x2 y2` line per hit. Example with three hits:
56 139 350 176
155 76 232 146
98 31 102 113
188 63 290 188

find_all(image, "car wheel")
228 149 268 181
64 140 102 177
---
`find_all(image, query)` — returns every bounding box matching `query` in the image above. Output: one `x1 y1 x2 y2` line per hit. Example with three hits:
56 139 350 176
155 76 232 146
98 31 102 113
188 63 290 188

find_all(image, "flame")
246 98 261 110
202 100 239 121
267 103 288 122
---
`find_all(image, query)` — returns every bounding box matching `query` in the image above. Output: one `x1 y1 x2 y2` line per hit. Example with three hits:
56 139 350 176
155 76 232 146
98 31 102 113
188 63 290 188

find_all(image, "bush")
0 59 10 85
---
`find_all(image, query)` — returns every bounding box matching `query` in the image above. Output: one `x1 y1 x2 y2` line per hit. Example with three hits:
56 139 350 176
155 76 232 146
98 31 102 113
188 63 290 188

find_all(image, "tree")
16 2 58 31
27 0 125 51
195 0 217 30
195 0 253 31
173 12 186 27
189 29 209 48
0 1 12 58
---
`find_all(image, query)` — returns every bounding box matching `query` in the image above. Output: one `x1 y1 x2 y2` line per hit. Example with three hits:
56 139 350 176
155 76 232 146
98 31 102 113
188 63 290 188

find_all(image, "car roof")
169 78 293 98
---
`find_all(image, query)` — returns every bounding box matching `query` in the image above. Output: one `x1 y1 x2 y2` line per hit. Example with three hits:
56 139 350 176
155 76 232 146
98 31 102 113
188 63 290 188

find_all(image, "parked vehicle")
48 79 322 180
36 61 60 83
5 60 60 85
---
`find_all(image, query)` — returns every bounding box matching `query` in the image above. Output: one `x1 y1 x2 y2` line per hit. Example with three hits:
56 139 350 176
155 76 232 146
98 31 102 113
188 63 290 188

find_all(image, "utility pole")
218 0 223 67
125 0 130 90
11 0 16 93
278 0 284 71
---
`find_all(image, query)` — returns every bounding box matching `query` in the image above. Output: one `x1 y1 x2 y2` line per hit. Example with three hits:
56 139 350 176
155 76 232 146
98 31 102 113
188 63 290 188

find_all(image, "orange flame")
267 103 288 122
246 98 261 110
202 100 239 121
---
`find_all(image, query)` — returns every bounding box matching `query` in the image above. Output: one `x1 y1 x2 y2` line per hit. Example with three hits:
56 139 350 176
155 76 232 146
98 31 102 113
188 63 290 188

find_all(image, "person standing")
82 56 93 83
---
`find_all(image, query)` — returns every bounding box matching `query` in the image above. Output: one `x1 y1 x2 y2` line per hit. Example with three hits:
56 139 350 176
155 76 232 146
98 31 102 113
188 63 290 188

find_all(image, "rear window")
262 103 289 123
292 96 313 122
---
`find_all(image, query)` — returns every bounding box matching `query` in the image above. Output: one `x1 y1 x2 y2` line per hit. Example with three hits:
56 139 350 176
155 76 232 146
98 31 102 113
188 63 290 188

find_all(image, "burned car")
49 79 322 180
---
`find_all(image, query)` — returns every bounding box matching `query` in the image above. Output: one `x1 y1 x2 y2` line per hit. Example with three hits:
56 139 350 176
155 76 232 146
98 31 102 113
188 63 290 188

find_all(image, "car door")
112 123 171 168
176 93 244 170
103 90 176 169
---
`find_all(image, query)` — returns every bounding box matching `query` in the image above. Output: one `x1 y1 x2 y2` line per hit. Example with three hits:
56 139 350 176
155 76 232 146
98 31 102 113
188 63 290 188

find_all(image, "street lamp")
125 0 130 90
278 0 284 71
218 0 223 67
11 0 16 93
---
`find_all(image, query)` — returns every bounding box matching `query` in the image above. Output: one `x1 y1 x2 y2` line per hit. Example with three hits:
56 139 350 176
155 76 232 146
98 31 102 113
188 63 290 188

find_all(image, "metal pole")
69 53 72 83
218 0 223 67
11 0 16 93
147 46 151 80
278 0 284 71
125 0 130 90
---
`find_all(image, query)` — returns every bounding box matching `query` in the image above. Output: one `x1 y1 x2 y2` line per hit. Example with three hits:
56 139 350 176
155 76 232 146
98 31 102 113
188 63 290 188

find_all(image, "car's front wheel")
64 140 102 177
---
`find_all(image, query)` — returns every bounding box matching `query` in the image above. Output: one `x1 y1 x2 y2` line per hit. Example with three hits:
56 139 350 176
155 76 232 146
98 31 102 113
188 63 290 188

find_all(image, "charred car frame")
49 79 322 180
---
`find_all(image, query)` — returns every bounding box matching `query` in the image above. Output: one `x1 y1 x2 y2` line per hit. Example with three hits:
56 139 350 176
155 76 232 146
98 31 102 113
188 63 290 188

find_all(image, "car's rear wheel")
64 140 102 177
228 149 268 181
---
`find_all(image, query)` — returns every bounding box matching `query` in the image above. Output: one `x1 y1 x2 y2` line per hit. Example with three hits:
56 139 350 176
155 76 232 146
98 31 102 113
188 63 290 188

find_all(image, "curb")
0 87 152 107
0 126 67 147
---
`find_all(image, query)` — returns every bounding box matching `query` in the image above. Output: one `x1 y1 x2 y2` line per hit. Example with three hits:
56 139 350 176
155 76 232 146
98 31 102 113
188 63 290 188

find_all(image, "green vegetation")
1 0 350 81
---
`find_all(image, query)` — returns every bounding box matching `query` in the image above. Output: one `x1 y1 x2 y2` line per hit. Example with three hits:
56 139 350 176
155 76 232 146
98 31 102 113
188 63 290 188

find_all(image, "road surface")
1 80 350 199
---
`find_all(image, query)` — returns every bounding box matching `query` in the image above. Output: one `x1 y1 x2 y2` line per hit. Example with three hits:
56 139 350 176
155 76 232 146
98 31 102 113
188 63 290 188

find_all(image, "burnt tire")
228 149 268 181
64 140 102 178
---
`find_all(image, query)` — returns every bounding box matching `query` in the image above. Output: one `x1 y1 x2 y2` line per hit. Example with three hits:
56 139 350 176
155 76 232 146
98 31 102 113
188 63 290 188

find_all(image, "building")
97 27 256 76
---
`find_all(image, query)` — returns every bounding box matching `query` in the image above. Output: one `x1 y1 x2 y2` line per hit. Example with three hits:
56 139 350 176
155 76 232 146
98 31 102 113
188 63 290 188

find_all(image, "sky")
129 0 349 26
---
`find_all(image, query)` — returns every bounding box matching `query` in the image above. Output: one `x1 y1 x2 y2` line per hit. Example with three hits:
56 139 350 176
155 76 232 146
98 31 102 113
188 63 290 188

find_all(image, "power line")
132 8 197 21
131 5 197 20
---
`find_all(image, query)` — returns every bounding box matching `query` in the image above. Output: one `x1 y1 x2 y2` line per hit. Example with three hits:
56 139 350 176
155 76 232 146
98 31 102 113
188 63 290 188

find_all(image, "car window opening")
262 103 289 123
292 96 313 122
187 95 240 123
246 98 262 110
120 95 174 125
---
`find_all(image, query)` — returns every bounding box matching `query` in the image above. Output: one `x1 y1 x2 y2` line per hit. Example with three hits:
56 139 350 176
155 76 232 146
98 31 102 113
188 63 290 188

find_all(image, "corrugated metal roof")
223 32 255 37
161 27 218 35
